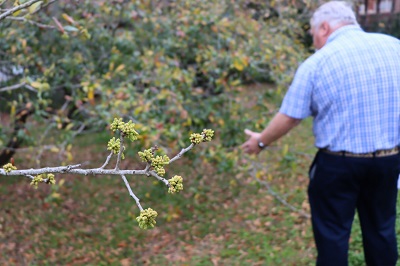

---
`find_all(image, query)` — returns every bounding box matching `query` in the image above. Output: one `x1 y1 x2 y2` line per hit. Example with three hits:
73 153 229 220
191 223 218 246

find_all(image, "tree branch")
0 121 214 229
121 174 143 211
5 16 56 29
0 0 41 21
114 134 124 170
250 159 310 219
100 152 113 169
169 143 194 163
148 170 169 186
0 82 37 93
0 165 146 176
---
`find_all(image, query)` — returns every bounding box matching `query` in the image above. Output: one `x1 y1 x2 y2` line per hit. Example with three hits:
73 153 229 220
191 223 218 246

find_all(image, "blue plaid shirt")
280 25 400 153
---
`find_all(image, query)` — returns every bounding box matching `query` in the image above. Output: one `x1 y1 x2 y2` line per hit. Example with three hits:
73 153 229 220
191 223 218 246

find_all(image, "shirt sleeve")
279 60 315 119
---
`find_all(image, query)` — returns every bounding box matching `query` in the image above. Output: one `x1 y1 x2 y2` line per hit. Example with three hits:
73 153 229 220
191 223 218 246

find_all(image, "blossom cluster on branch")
1 118 214 229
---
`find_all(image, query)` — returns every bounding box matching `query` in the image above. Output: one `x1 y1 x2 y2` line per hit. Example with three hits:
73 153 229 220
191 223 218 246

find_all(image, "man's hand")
240 113 301 155
241 129 262 155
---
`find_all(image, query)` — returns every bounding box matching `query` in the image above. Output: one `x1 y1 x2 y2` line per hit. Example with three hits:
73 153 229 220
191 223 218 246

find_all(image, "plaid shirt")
280 25 400 153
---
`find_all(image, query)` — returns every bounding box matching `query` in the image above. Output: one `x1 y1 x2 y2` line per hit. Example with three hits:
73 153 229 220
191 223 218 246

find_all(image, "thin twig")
114 134 124 170
100 152 113 169
57 123 86 161
148 170 169 186
250 159 310 219
5 16 56 29
25 174 35 180
0 82 37 93
121 174 143 211
169 143 194 163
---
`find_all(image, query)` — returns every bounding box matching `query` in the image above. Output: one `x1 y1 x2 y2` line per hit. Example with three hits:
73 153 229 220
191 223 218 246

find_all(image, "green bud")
136 208 158 229
138 148 153 163
168 175 183 194
190 133 203 144
3 163 17 173
110 118 123 132
202 129 214 142
46 174 56 185
107 137 121 154
121 120 139 142
151 155 169 176
30 175 44 189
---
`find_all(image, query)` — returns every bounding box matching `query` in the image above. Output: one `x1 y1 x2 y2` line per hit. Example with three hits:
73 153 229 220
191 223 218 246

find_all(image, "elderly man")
241 1 400 265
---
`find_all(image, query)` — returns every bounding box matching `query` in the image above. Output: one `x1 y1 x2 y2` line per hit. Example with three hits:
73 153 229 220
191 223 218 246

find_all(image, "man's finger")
244 129 253 136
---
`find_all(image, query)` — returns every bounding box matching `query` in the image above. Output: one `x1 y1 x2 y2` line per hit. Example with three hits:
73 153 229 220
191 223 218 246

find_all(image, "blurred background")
1 0 399 265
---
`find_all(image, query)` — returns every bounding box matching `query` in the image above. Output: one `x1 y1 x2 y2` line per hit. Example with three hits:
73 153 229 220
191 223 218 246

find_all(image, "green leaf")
64 26 79 32
28 1 43 14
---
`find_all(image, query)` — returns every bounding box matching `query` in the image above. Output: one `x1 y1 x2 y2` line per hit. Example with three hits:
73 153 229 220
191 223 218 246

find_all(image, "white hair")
311 1 359 29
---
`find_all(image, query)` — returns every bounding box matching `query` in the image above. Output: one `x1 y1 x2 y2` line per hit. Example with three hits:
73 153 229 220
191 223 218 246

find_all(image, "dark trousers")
308 151 400 266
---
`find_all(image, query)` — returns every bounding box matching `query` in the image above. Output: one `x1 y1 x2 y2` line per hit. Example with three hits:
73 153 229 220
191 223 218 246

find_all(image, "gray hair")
311 1 359 29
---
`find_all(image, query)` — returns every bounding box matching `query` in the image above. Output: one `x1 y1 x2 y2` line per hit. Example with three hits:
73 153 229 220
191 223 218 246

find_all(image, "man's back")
283 25 400 152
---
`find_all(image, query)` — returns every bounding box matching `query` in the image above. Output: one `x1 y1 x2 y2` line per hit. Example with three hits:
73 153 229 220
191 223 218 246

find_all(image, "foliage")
0 0 311 167
360 13 400 39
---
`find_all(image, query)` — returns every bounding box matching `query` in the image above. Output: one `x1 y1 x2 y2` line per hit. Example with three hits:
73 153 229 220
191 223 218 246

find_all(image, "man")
241 1 400 265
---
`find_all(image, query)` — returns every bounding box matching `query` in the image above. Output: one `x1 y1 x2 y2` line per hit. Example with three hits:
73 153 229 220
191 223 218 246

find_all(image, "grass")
1 85 400 265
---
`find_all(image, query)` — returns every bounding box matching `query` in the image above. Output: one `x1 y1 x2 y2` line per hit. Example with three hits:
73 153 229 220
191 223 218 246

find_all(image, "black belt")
320 147 399 158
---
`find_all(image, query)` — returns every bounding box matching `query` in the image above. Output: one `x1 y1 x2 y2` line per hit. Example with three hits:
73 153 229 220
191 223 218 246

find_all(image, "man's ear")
319 21 331 37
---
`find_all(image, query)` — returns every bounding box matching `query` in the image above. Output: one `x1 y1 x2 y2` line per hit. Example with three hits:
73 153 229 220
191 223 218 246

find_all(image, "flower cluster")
138 149 170 176
168 175 183 194
31 175 43 189
120 121 139 142
110 118 139 142
138 148 153 162
202 129 214 142
190 133 203 144
190 129 214 144
107 137 121 154
152 155 170 176
136 208 158 229
46 174 56 185
30 174 56 189
3 163 17 173
110 118 123 131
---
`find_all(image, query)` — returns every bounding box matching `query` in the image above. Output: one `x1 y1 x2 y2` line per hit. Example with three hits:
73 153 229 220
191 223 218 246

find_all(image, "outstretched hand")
241 129 262 155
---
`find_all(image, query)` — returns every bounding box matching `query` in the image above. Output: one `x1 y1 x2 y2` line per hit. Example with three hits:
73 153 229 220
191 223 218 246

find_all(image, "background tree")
0 0 312 168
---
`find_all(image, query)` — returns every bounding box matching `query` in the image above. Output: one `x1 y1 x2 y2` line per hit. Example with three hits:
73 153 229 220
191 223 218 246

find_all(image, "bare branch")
121 174 143 211
169 143 194 163
100 152 113 169
250 159 310 219
0 82 37 93
5 16 56 29
0 165 146 176
0 0 41 21
148 170 169 186
114 134 124 170
0 124 214 229
25 174 35 180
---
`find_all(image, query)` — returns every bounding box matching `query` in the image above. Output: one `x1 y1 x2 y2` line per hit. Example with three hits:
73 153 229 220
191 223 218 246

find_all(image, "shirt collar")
326 25 362 44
